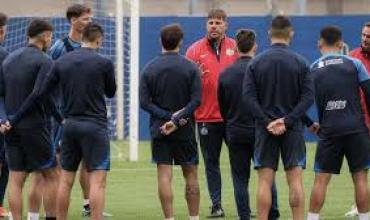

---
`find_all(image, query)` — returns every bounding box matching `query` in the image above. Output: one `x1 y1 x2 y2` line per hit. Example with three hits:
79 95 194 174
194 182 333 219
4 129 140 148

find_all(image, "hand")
267 118 286 136
308 122 320 134
0 120 12 134
160 121 178 135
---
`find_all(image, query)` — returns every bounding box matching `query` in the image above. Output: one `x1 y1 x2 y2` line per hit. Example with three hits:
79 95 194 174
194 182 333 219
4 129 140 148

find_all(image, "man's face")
42 31 53 51
361 26 370 51
206 18 227 40
72 12 92 32
0 25 7 43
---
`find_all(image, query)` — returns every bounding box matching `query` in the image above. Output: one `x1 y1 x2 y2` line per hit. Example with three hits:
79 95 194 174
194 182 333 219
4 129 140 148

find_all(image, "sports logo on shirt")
325 100 347 111
226 48 235 56
317 59 344 68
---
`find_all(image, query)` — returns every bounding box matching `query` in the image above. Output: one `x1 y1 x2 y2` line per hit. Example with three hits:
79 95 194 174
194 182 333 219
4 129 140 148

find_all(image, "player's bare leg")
157 165 174 219
41 168 58 218
8 171 27 220
79 161 90 214
256 168 274 220
181 165 200 218
352 170 370 215
286 167 305 220
56 170 76 220
307 172 331 220
28 173 43 217
89 170 107 220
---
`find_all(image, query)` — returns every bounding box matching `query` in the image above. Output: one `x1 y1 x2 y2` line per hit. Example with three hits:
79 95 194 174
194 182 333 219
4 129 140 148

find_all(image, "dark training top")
243 43 314 130
218 56 255 142
8 47 116 127
139 52 201 141
0 44 62 128
311 53 370 137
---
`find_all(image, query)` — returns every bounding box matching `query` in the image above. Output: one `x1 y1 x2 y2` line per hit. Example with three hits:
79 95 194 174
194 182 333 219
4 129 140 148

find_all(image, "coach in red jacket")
351 22 370 127
345 22 370 218
186 9 238 218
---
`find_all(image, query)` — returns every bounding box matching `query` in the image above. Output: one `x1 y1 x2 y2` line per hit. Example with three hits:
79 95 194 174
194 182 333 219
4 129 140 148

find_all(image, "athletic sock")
307 212 319 220
189 216 199 220
164 217 174 220
27 212 39 220
359 212 370 220
83 199 90 207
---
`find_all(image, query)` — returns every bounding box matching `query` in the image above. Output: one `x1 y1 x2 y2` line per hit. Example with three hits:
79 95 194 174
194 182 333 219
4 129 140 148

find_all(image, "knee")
289 186 304 207
185 183 200 197
90 174 107 189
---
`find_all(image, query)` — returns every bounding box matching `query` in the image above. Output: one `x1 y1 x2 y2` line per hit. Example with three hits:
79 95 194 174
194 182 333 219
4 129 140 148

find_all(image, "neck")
69 28 82 43
239 51 254 58
271 38 290 46
28 39 43 50
321 47 340 55
81 42 99 49
208 35 223 45
162 48 180 53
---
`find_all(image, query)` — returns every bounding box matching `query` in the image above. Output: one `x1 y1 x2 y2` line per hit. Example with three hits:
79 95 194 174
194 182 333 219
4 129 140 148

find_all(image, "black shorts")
5 127 55 172
61 119 110 172
151 138 198 166
314 132 370 174
254 128 306 171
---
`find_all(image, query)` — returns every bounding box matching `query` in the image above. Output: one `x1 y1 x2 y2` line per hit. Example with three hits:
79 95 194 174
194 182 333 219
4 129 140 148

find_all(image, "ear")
253 43 258 52
337 41 344 50
289 30 295 39
70 17 77 24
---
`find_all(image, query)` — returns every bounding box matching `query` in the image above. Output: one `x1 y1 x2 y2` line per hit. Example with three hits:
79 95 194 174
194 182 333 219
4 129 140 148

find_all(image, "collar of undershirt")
361 47 370 58
162 51 178 55
207 37 224 49
271 43 288 48
27 43 40 50
321 51 341 57
239 55 252 60
80 47 96 51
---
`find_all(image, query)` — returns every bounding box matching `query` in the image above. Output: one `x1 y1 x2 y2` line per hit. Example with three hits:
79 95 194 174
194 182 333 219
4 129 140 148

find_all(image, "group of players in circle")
0 3 370 220
139 8 370 220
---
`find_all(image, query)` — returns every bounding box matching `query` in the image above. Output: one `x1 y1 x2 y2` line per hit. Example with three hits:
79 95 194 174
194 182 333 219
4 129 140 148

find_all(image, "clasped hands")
267 118 320 136
267 118 286 136
160 109 188 136
0 121 12 135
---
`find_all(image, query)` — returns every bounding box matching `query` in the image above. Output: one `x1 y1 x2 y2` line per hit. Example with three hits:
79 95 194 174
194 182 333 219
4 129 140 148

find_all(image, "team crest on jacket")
226 48 235 56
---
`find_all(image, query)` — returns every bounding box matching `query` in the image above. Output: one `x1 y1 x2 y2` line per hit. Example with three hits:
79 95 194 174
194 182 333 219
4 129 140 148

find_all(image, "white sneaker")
344 205 359 217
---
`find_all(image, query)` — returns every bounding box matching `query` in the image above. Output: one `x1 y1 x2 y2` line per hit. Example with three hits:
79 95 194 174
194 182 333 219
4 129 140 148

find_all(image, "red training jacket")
350 48 370 127
186 37 238 122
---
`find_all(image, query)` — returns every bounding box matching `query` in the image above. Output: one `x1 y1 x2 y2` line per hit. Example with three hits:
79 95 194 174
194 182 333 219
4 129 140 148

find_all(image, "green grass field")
15 142 361 219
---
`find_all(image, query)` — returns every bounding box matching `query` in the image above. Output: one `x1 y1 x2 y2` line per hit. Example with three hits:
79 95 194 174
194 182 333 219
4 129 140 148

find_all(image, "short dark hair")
235 29 256 53
0 13 7 27
320 25 342 46
207 9 227 21
66 4 91 23
82 23 104 42
364 22 370 28
160 24 183 50
270 15 292 38
27 19 53 38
